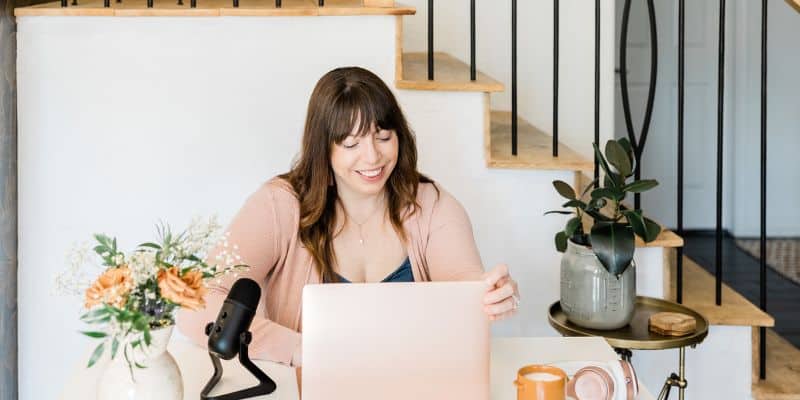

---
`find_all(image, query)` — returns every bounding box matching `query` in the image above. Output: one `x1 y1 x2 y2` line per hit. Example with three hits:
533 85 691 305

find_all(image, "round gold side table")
548 296 709 400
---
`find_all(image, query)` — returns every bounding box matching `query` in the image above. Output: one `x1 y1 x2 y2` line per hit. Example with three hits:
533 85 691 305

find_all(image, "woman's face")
330 122 398 198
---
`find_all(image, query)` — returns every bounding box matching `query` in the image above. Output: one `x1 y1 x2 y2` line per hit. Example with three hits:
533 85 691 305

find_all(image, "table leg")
657 347 688 400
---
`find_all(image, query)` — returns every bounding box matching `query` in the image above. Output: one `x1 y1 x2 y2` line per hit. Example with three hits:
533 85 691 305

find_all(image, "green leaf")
585 209 614 222
80 308 110 322
565 217 582 238
562 200 587 209
81 331 108 339
589 222 635 276
544 210 573 216
593 143 616 186
581 179 599 198
183 254 201 262
111 337 120 360
622 209 648 241
605 140 633 177
143 328 152 347
555 231 568 253
642 217 663 243
87 342 105 368
591 187 623 201
553 180 576 200
618 137 634 160
623 179 659 193
138 242 162 250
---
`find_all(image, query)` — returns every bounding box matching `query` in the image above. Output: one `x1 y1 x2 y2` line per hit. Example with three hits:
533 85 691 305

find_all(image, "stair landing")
14 0 415 17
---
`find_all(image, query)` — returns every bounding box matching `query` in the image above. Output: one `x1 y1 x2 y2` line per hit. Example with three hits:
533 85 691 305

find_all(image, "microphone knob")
205 322 214 337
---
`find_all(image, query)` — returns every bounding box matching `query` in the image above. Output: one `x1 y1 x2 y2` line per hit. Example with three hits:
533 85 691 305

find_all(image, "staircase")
13 1 797 399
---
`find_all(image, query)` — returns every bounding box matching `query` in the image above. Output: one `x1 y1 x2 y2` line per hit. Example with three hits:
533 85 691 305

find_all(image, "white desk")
61 337 655 399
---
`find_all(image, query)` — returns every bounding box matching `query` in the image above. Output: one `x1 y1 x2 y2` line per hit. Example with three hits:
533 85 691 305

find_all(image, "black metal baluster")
512 0 518 156
619 0 658 211
594 0 600 186
553 0 559 157
428 0 434 80
677 0 685 304
715 0 727 306
759 0 768 381
471 0 476 81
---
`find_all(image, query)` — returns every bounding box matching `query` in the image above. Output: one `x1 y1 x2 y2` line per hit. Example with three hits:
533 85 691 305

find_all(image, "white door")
614 0 733 230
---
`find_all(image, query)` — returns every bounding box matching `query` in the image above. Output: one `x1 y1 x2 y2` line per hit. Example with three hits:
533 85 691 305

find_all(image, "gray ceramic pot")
559 240 636 330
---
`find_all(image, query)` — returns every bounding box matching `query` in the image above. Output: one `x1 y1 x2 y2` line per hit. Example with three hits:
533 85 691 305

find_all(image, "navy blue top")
333 257 414 283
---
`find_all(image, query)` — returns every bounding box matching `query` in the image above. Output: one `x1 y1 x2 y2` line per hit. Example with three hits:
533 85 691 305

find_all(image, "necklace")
341 199 385 245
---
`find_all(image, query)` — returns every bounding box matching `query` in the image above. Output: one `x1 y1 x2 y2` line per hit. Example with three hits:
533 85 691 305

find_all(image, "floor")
682 232 800 348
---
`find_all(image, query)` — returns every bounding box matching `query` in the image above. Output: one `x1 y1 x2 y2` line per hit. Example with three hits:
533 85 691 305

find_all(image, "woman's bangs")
329 87 395 144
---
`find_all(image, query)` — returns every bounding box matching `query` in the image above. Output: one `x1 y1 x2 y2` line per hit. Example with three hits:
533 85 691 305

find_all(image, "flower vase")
96 325 184 400
559 240 636 330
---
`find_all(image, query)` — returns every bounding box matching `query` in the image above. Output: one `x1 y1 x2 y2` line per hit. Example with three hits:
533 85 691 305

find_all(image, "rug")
736 238 800 286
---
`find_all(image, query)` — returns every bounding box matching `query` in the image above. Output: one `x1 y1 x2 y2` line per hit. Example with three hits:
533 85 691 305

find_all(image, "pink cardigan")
176 178 484 367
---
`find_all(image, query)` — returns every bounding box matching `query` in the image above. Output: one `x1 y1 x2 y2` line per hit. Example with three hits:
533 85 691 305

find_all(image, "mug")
514 365 567 400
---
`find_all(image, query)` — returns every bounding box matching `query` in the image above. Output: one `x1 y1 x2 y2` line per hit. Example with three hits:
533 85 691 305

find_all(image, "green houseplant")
547 138 661 329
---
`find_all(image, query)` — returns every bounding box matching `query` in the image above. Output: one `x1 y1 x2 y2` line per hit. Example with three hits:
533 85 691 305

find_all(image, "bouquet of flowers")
55 216 247 373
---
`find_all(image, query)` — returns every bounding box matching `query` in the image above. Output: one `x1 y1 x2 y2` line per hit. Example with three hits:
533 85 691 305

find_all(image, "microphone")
201 278 277 400
207 278 261 360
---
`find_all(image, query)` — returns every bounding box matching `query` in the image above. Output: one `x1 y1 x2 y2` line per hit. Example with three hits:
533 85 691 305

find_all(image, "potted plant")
55 217 248 400
546 138 661 330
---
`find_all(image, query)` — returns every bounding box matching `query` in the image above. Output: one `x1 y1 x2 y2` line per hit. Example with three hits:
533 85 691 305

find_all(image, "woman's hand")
481 264 520 321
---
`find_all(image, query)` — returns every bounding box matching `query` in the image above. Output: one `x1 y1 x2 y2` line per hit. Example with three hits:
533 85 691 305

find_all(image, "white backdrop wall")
16 15 584 400
401 0 617 160
16 6 697 399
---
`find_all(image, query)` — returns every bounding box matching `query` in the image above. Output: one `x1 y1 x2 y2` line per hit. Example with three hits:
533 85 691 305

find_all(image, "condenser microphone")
201 278 277 400
207 278 261 360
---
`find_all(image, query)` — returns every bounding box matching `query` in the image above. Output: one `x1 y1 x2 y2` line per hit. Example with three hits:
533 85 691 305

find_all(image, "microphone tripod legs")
200 331 277 400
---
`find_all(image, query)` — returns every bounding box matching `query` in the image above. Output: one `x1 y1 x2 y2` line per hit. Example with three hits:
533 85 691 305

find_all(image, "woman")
177 66 520 369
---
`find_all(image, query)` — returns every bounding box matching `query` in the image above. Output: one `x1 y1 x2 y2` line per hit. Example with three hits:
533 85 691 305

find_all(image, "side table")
548 296 709 400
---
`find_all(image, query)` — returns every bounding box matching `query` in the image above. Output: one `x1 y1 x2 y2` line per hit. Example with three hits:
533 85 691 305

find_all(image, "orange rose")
157 267 207 310
85 266 133 309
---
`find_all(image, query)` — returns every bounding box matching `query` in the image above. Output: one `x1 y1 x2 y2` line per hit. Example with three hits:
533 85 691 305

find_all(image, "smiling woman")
177 66 520 369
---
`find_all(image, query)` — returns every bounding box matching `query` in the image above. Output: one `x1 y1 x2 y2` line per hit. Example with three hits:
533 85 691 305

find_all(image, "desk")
61 336 655 399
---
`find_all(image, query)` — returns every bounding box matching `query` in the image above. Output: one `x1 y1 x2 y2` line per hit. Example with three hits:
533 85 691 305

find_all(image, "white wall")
17 15 400 400
401 0 617 159
17 10 683 400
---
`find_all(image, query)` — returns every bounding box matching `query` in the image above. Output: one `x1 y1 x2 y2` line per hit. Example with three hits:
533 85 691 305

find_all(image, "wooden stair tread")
14 0 415 16
786 0 800 13
489 110 594 172
396 52 504 92
667 256 774 327
752 329 800 400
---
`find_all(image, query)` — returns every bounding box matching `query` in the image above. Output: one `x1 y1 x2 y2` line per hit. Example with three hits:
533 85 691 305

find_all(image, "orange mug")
514 365 567 400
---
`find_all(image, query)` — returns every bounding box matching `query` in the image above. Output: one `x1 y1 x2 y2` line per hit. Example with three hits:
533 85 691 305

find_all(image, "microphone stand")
201 324 277 400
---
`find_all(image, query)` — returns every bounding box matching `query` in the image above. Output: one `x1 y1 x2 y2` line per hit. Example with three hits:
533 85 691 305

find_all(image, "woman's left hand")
481 263 520 321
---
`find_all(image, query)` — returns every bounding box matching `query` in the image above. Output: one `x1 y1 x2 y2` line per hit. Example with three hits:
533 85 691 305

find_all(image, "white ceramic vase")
96 325 184 400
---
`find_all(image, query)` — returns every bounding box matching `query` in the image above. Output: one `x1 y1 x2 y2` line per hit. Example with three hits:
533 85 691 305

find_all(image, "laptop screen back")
301 281 490 400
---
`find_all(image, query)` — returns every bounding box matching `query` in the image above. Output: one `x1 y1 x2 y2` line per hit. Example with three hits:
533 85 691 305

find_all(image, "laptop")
301 281 490 400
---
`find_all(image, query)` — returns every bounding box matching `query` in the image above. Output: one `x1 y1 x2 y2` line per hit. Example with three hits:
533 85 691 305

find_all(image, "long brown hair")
279 67 435 283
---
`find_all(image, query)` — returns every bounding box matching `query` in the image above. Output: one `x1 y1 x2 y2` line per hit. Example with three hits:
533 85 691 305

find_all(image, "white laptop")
301 281 490 400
